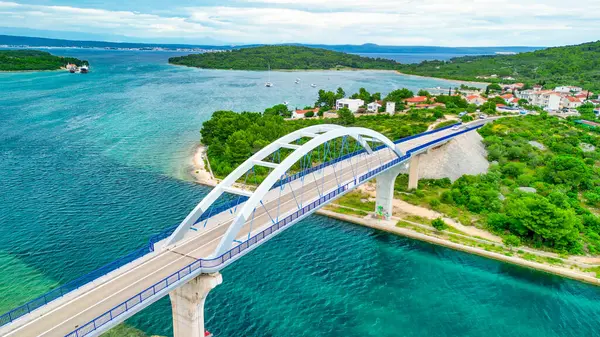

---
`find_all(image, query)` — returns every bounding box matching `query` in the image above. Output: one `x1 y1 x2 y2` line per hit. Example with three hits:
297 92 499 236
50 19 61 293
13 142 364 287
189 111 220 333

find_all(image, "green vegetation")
101 324 150 337
200 103 439 178
398 41 600 91
432 218 448 231
399 115 600 255
169 46 398 70
0 50 86 71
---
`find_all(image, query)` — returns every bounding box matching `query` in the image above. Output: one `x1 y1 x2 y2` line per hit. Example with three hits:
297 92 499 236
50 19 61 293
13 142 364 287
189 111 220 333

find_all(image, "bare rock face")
409 131 490 182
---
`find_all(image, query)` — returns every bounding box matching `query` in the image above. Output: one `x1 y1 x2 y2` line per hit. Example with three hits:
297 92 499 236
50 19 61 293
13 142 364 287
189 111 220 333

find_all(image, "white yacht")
265 63 273 87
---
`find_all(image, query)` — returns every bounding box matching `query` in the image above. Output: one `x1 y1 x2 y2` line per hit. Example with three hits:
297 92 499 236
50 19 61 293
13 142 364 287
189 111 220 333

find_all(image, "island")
398 41 600 92
0 49 87 71
168 45 399 70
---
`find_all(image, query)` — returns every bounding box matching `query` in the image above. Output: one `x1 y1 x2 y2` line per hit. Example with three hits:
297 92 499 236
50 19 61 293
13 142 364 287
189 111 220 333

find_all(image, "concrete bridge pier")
169 273 222 337
408 154 421 190
375 164 404 220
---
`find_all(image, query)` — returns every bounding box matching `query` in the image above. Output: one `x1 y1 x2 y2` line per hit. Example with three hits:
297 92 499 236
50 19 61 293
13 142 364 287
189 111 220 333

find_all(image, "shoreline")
190 144 219 187
170 63 489 86
395 71 490 86
316 209 600 287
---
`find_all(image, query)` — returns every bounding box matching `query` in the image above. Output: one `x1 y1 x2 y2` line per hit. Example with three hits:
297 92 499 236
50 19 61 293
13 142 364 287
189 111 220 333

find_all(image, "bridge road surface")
5 123 480 337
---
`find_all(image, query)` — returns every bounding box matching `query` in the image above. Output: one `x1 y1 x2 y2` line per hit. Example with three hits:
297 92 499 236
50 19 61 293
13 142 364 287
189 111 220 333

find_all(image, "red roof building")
404 96 428 104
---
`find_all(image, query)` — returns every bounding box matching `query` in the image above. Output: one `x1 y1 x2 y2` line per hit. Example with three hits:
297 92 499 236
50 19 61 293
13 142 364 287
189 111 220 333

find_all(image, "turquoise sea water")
1 50 599 336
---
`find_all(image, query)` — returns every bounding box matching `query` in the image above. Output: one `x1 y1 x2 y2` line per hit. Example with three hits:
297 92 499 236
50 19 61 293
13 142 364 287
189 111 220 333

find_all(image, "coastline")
316 209 600 286
395 71 490 86
190 144 218 187
189 145 599 286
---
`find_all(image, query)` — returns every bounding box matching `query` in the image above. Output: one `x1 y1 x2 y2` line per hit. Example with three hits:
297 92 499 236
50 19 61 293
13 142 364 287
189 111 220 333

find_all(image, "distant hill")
0 35 229 50
0 49 86 71
398 41 600 91
168 45 399 70
0 34 540 56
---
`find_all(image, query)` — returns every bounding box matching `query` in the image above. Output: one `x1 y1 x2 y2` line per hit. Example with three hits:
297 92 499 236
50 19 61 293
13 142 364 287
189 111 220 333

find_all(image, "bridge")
0 119 491 337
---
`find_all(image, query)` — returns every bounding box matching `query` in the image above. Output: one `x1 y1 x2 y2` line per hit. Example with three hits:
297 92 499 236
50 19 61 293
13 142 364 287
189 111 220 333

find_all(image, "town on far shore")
290 82 599 120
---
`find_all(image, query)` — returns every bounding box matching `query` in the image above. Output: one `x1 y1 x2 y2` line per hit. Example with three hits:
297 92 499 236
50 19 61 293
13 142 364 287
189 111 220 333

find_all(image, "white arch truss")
164 124 402 252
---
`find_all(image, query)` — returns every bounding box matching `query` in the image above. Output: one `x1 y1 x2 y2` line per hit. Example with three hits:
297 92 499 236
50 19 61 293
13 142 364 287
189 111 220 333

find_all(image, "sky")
0 0 599 47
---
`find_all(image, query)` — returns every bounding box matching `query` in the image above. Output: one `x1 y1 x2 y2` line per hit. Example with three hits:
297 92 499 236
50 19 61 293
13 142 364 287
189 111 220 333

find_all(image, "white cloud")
1 0 600 46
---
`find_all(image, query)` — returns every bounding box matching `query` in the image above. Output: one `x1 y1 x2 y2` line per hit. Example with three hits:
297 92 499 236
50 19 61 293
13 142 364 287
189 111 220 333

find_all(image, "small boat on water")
283 101 289 105
80 64 89 74
265 63 273 87
310 84 317 88
295 78 300 84
204 331 213 337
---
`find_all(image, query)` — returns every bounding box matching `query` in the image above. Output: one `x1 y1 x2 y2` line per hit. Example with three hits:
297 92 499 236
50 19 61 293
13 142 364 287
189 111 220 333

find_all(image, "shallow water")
0 50 598 337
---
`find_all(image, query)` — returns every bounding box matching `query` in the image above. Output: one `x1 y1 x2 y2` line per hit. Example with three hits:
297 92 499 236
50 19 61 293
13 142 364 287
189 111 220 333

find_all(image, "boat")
204 331 213 337
66 63 77 73
294 78 300 84
265 63 273 87
80 64 89 74
283 101 289 105
310 84 317 88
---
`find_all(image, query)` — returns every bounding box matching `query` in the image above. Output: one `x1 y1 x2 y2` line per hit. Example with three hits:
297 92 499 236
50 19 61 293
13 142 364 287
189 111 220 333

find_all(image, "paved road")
3 122 482 337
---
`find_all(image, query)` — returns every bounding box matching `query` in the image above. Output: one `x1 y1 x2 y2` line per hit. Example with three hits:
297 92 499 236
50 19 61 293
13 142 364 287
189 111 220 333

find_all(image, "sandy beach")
190 144 219 187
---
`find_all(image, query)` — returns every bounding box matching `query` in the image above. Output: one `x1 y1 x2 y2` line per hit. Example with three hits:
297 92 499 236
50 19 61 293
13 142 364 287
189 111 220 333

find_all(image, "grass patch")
326 206 368 217
336 191 375 212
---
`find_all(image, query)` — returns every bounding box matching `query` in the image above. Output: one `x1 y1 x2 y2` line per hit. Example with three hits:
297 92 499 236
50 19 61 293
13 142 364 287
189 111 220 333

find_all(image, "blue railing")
0 122 473 330
64 183 351 337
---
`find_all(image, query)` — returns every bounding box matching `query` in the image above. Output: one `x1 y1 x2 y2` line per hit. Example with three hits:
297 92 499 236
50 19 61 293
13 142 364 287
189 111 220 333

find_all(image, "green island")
399 41 600 92
168 45 398 70
0 50 86 71
170 42 600 92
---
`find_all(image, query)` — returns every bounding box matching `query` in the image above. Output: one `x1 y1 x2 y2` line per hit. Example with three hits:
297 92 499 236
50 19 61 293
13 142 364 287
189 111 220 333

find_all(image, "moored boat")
80 64 89 73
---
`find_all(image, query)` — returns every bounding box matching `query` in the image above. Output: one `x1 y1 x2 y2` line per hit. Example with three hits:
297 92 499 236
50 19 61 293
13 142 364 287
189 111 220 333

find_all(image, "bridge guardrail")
0 121 472 330
65 123 483 337
65 182 351 337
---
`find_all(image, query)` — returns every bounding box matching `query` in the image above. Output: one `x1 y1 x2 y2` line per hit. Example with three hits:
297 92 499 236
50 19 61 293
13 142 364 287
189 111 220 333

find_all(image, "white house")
555 86 583 94
386 101 396 115
562 96 583 109
466 95 487 106
367 101 382 112
336 98 364 113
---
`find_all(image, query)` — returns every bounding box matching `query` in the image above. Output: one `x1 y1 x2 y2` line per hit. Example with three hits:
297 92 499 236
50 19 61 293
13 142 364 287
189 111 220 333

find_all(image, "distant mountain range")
0 35 543 55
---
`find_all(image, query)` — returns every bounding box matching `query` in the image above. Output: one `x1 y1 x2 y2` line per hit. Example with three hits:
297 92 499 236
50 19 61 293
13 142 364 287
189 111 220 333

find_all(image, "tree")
264 104 291 117
337 107 355 125
336 87 345 99
304 111 315 118
505 194 580 251
418 89 431 97
504 235 521 250
431 218 448 231
518 99 529 106
385 88 414 105
545 155 591 190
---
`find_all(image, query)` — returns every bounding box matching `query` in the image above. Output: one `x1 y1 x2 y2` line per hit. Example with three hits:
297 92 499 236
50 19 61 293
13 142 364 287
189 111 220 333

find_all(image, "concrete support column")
408 154 421 190
170 273 222 337
375 165 403 220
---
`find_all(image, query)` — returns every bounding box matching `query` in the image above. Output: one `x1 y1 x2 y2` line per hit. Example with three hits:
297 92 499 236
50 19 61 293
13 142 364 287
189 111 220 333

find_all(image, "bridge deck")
3 122 486 337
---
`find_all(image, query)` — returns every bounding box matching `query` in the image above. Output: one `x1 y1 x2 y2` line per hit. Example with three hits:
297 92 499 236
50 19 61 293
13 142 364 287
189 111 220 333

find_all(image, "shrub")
504 235 521 249
304 111 315 118
431 217 448 231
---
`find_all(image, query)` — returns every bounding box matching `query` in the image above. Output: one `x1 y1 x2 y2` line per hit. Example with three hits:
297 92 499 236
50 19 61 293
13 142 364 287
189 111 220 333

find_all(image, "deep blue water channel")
0 50 598 337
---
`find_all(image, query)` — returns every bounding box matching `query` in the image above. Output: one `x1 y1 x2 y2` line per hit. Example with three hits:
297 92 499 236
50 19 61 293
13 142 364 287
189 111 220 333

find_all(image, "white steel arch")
164 124 343 247
164 124 402 251
212 126 402 256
